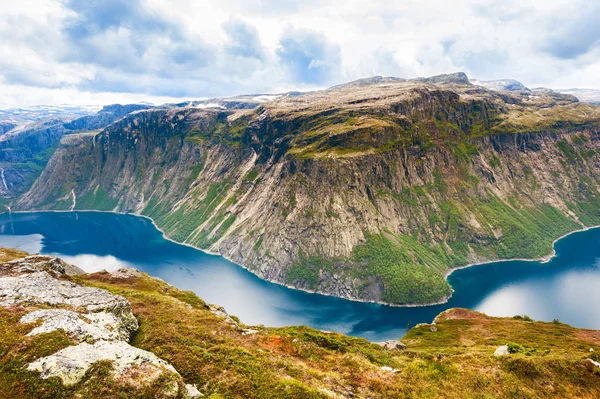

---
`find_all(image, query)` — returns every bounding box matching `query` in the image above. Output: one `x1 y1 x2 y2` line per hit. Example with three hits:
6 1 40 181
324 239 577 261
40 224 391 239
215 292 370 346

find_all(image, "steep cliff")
16 75 600 305
0 104 152 199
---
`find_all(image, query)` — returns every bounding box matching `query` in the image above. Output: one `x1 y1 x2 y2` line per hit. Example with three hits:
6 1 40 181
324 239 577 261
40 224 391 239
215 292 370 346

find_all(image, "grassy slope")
1 245 598 398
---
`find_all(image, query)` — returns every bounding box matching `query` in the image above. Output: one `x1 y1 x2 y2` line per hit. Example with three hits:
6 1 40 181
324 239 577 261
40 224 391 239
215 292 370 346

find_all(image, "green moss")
183 162 206 188
488 155 501 168
142 180 232 245
557 139 580 163
244 169 259 181
253 236 263 251
285 262 320 290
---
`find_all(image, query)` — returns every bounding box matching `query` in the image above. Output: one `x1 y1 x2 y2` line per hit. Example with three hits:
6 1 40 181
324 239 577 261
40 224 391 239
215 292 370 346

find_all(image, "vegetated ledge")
274 222 600 308
0 247 599 399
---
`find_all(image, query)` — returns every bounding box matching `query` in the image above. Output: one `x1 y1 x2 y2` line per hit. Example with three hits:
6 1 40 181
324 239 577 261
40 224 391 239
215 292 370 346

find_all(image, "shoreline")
443 223 600 281
3 209 598 309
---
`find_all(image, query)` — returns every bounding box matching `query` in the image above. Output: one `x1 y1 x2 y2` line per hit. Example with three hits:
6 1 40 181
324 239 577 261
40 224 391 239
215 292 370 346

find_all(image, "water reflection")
0 211 599 341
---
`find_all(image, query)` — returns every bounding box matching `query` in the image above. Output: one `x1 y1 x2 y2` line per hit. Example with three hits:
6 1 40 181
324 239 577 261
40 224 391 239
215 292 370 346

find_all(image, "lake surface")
1 211 599 341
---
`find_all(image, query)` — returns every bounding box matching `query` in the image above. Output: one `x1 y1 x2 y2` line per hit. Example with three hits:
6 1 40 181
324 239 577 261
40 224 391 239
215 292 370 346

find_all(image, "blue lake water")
1 211 599 341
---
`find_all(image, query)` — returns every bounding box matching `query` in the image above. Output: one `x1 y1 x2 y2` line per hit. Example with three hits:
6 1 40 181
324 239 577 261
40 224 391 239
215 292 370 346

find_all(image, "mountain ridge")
13 73 600 306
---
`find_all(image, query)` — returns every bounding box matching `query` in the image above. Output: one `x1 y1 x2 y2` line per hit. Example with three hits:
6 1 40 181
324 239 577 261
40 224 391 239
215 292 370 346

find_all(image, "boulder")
110 268 144 279
1 256 200 395
376 340 406 350
21 309 130 341
0 255 84 278
0 271 138 336
27 340 178 387
494 345 509 356
185 384 204 398
209 304 239 325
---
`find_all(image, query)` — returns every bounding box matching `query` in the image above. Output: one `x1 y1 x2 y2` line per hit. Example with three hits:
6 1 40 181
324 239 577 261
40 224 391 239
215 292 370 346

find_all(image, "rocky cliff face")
0 104 153 199
16 75 600 305
62 103 151 131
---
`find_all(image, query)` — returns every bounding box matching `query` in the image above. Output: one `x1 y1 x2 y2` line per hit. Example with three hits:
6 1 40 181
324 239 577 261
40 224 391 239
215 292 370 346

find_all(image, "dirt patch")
575 329 600 345
437 308 487 322
259 335 298 355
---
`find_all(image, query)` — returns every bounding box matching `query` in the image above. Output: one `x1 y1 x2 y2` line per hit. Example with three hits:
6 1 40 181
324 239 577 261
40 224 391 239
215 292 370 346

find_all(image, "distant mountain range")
0 104 102 124
470 79 600 105
555 88 600 105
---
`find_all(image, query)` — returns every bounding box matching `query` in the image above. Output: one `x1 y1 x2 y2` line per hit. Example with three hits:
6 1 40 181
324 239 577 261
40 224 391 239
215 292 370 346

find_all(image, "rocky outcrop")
376 340 406 350
27 340 178 387
0 272 138 334
63 104 151 131
0 254 85 277
21 309 131 341
0 257 202 397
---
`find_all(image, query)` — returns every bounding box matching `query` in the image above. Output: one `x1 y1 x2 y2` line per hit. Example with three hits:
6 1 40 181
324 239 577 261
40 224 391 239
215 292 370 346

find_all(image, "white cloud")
1 0 600 108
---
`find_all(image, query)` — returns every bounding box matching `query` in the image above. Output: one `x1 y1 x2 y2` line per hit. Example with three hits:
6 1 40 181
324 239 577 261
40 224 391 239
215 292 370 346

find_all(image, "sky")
1 0 600 108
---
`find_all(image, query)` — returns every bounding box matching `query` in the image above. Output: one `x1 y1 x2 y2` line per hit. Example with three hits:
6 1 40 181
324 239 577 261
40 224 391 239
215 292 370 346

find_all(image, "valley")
12 73 600 306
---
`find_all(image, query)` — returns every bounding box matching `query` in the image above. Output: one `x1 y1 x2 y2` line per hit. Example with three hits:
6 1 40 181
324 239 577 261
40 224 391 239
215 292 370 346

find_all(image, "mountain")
557 88 600 105
62 104 152 131
471 78 531 92
1 248 599 398
0 104 101 124
14 73 600 306
0 104 152 199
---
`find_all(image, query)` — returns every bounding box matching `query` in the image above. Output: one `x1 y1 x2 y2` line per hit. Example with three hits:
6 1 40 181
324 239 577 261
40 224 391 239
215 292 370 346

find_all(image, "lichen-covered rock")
0 255 84 278
110 267 144 279
209 304 239 325
184 384 204 398
0 257 200 396
27 340 179 387
376 340 406 350
494 345 510 356
21 309 130 341
0 271 138 336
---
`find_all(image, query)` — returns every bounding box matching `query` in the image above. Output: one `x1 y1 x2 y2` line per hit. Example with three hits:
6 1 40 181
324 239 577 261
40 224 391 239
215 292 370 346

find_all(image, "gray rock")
27 339 178 386
0 255 84 278
111 268 144 279
494 345 509 356
586 358 600 368
0 262 194 394
430 325 438 332
184 384 204 398
376 340 406 350
21 309 130 341
0 271 138 336
209 304 238 325
380 366 400 373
